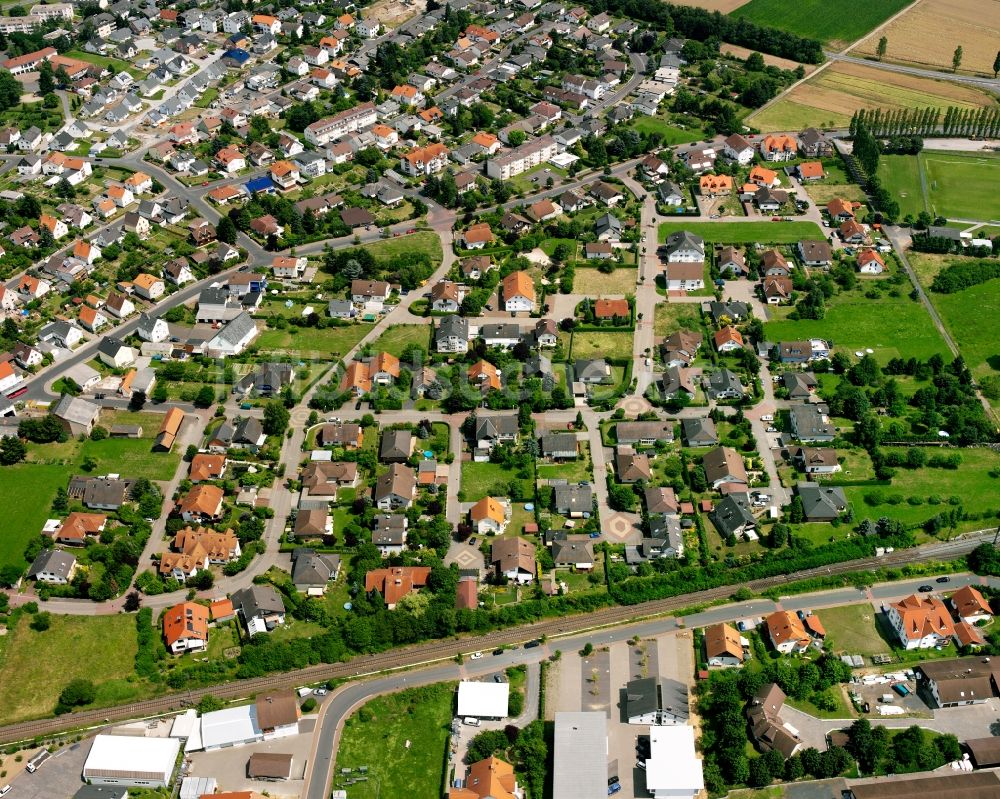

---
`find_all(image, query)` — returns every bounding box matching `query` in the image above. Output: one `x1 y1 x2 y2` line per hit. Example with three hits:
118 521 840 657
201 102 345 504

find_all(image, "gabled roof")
891 593 955 642
705 622 743 662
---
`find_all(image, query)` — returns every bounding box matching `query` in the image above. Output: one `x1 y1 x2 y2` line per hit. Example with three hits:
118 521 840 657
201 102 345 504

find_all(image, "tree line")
585 0 825 63
850 106 1000 139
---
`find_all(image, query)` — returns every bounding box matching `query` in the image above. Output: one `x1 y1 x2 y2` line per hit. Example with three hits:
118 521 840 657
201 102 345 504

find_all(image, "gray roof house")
704 368 745 400
710 494 756 538
540 432 578 459
782 372 818 400
796 483 847 521
51 395 101 436
553 483 593 516
291 548 341 593
231 584 286 634
575 358 610 383
681 417 718 447
28 549 77 584
789 403 835 442
474 412 519 449
379 429 414 463
435 314 469 353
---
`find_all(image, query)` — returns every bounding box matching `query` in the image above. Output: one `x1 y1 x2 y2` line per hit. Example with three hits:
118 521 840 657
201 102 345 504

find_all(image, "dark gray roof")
436 314 468 341
232 584 285 620
553 483 592 513
625 676 658 717
475 412 518 440
379 429 413 461
28 549 76 580
681 416 717 445
710 494 755 537
796 482 847 520
291 548 340 586
211 311 256 347
540 432 578 455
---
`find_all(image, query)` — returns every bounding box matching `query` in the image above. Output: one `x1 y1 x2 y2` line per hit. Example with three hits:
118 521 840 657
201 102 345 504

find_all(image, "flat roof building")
457 680 510 719
83 734 181 787
553 712 607 799
645 725 704 799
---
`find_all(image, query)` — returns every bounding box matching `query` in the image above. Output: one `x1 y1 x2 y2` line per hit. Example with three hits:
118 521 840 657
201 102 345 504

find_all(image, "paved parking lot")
6 738 92 799
186 719 316 798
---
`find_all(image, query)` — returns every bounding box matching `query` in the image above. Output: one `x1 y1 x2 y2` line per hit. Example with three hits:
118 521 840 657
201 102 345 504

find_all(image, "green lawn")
195 88 219 108
0 463 72 569
907 252 1000 406
920 150 1000 221
0 614 138 724
658 220 824 244
256 323 374 356
817 603 888 656
572 267 637 295
333 683 454 799
537 442 593 482
763 290 949 362
877 155 925 219
845 448 1000 530
731 0 912 46
79 437 180 482
65 49 146 80
570 330 635 361
340 231 443 268
653 303 703 337
628 116 704 145
460 461 534 502
371 324 431 357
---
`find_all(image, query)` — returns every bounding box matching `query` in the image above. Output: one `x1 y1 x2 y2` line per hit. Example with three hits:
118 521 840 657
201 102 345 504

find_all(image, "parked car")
608 784 621 795
493 648 504 655
918 584 934 592
935 576 950 583
0 786 11 796
470 652 483 660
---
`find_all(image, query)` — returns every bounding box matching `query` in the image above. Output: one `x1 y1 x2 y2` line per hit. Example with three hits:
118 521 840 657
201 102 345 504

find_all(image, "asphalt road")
300 566 1000 799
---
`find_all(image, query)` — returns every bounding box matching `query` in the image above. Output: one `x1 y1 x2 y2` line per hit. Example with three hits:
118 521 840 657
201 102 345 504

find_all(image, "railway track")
0 532 987 745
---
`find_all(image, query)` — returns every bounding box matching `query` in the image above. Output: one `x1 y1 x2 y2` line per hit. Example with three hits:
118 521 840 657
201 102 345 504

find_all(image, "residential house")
705 622 746 667
364 566 430 609
491 537 536 584
765 610 811 655
162 601 210 654
177 484 224 523
232 584 286 634
702 446 747 490
470 496 509 536
373 463 417 510
501 271 535 312
795 482 847 521
27 549 77 584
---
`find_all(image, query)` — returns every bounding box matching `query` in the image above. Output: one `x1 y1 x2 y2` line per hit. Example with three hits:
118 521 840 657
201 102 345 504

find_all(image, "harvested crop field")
748 61 996 131
721 44 818 75
666 0 751 12
730 0 913 49
854 0 1000 77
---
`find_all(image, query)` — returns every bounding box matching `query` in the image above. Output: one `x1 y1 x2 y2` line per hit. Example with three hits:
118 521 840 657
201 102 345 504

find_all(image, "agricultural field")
658 220 824 244
667 0 750 12
908 252 1000 408
333 683 455 799
876 154 925 219
921 150 1000 221
721 44 818 74
572 267 638 295
749 61 996 131
569 330 635 361
763 289 950 362
730 0 913 48
0 614 139 724
854 0 1000 77
844 448 1000 531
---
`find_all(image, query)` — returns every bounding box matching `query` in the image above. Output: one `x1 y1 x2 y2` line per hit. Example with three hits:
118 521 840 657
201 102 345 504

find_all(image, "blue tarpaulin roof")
222 48 250 64
245 176 275 194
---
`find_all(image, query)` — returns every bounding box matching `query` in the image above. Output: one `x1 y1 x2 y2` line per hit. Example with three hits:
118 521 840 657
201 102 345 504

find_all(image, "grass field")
570 330 635 360
333 683 454 799
908 252 1000 406
371 324 431 357
803 181 870 208
0 614 138 724
845 448 1000 529
256 323 374 356
654 302 703 337
0 464 72 569
921 151 1000 221
572 267 637 295
749 61 996 131
334 232 443 268
731 0 912 47
628 115 705 145
65 49 146 80
854 0 1000 77
818 603 887 655
460 461 534 502
877 155 925 219
24 433 181 482
658 220 824 244
763 289 949 362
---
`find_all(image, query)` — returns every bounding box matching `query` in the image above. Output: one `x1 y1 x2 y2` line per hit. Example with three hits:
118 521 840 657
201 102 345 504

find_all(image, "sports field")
877 151 1000 221
749 61 995 131
921 151 1000 221
658 220 824 244
877 155 925 219
854 0 1000 77
730 0 912 48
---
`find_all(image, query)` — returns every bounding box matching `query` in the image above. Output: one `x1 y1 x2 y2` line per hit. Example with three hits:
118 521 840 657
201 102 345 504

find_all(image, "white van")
463 717 481 727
